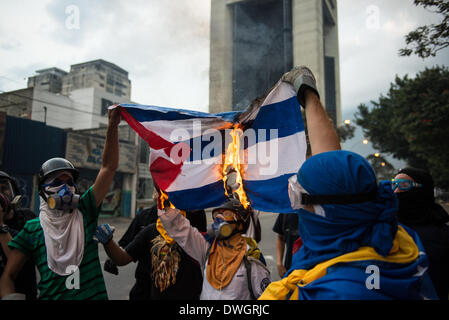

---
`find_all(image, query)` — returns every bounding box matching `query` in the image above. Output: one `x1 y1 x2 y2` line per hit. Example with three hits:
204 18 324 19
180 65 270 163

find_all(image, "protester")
95 209 206 300
260 66 438 300
158 198 270 300
393 168 449 300
0 171 37 299
273 213 299 278
119 189 159 248
0 108 122 300
102 189 160 296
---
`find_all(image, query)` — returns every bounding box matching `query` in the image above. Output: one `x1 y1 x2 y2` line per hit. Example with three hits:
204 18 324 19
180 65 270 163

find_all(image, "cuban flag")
112 80 306 213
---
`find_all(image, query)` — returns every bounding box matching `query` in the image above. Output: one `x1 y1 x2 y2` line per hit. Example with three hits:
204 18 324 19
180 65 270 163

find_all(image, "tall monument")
209 0 341 125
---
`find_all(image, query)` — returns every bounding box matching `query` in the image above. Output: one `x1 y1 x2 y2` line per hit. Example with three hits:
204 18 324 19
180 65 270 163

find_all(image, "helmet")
0 171 20 196
212 199 247 217
39 158 79 188
211 199 252 233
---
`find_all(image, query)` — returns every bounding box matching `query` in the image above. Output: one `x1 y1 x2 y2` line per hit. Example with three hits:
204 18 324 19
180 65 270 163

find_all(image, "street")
98 212 281 300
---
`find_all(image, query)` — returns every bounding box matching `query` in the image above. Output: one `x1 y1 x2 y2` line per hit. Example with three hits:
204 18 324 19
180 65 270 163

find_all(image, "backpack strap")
243 255 256 300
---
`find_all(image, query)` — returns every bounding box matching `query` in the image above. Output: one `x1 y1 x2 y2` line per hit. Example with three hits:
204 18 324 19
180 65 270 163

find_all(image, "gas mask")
207 217 234 240
0 179 22 212
43 179 79 212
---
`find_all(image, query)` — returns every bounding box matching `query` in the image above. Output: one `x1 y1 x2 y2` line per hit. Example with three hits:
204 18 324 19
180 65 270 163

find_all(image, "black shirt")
1 209 37 300
272 213 299 270
125 223 203 300
405 222 449 300
116 206 158 300
119 206 158 248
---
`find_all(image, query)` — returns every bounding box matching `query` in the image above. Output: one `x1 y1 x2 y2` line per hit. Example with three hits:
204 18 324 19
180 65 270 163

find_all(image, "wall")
0 116 67 210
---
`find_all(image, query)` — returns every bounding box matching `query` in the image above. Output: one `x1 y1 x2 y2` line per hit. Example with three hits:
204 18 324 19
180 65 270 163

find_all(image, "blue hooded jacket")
286 151 438 300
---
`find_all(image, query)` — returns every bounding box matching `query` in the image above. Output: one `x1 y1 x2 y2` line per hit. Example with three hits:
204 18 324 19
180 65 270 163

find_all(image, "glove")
281 66 320 108
104 258 119 275
93 224 115 244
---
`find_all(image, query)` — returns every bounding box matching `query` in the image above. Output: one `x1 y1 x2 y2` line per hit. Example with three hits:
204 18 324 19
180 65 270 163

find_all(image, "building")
14 59 134 130
0 59 155 217
209 0 342 125
27 67 68 94
61 59 131 99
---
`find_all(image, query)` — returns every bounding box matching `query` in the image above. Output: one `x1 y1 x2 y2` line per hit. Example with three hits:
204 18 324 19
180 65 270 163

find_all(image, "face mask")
207 217 235 240
44 183 79 212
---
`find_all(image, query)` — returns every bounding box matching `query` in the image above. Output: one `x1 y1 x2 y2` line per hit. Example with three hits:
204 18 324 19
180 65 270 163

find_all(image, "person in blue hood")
260 66 438 300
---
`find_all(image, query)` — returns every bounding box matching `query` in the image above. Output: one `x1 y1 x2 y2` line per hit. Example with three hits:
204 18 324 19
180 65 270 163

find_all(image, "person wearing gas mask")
0 107 122 300
0 171 37 299
392 168 449 300
93 209 206 300
259 66 438 300
158 198 271 300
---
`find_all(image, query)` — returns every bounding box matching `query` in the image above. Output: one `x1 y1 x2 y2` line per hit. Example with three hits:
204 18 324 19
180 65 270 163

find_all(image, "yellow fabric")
206 234 247 290
244 237 261 260
259 226 418 300
156 210 186 245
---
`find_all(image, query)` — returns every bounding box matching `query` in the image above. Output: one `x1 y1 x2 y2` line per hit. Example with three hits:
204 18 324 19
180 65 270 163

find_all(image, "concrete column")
292 0 326 105
209 0 234 114
323 1 342 125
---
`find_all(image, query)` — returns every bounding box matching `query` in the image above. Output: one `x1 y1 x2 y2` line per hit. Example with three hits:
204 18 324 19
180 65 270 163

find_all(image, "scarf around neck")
206 233 247 290
39 192 84 276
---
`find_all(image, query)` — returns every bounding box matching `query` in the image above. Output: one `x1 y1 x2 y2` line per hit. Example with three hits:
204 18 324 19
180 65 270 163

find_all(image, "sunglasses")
391 179 422 192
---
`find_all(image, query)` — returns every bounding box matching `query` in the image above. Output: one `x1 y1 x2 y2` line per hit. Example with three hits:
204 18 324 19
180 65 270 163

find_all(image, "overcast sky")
0 0 448 120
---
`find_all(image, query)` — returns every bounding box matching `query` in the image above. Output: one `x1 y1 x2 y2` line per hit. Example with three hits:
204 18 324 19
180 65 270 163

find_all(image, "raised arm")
158 207 210 269
92 108 121 207
282 66 341 156
304 89 341 155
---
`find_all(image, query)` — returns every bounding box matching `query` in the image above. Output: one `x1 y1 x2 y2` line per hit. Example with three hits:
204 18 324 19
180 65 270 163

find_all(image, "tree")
336 122 356 143
366 154 395 181
355 66 449 188
399 0 449 58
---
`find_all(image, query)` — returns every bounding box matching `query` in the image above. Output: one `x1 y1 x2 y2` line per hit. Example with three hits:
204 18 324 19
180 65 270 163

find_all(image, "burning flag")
111 80 306 213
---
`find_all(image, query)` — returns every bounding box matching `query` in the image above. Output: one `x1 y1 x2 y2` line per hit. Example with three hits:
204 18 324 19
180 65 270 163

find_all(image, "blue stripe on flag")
244 174 297 213
122 104 238 123
167 180 227 211
181 96 304 161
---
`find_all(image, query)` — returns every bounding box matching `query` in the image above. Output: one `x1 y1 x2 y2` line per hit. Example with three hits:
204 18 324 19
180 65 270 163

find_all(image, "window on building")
324 56 337 125
107 75 114 86
231 0 289 111
101 98 113 116
139 140 150 164
137 178 154 200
